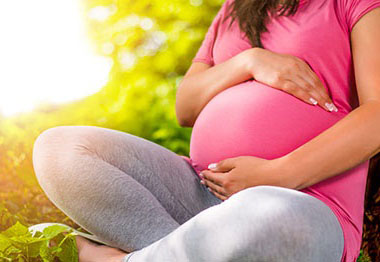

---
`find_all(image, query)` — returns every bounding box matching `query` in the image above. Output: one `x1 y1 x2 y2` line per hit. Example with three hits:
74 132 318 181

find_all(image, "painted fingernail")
309 97 318 105
208 163 217 169
332 104 338 112
200 180 205 184
325 102 334 111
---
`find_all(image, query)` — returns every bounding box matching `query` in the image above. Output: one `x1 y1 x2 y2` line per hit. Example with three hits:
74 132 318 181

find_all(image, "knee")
201 186 287 234
226 185 291 214
33 126 65 175
32 126 87 194
223 186 318 242
190 186 341 261
226 185 305 223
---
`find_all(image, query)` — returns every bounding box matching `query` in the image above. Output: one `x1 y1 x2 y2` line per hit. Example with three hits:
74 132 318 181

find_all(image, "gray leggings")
32 125 344 262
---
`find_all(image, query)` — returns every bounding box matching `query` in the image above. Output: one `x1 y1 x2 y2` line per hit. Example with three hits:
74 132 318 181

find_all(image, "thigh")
37 125 222 224
123 185 345 262
225 185 345 262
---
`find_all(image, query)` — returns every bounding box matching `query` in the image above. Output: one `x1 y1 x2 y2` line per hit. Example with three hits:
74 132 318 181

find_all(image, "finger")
209 158 236 172
301 68 338 112
280 80 322 106
291 59 338 112
294 58 329 100
283 76 338 112
201 170 225 187
289 76 331 110
308 89 337 112
203 178 228 197
207 187 228 201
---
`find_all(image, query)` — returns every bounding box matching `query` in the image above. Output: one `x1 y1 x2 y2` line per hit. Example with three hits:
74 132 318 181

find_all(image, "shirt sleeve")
343 0 380 32
192 0 230 66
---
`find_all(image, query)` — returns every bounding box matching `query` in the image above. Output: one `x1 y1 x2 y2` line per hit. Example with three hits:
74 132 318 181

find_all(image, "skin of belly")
189 80 346 172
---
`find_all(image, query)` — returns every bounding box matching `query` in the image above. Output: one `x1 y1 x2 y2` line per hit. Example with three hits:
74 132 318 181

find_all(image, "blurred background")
0 0 376 261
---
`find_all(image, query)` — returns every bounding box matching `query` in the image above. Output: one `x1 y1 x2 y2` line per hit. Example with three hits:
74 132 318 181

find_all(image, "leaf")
0 234 11 252
39 240 52 262
1 222 29 238
9 235 48 244
42 225 70 239
4 245 22 256
27 239 46 258
57 235 78 262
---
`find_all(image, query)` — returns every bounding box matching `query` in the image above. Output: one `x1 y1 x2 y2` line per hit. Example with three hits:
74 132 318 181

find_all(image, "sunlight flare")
0 0 112 116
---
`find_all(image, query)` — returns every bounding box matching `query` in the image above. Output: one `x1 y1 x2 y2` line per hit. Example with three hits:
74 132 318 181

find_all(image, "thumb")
208 158 235 172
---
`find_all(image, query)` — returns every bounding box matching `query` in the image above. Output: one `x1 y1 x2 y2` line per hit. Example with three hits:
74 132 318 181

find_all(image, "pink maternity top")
179 0 380 261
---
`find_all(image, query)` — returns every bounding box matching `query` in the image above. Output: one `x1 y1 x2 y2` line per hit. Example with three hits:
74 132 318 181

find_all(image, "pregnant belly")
189 80 346 173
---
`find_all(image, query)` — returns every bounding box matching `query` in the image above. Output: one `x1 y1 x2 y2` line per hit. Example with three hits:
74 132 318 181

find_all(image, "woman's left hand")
199 156 294 201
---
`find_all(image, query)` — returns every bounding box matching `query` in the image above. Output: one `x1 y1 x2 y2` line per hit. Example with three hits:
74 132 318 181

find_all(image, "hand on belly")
189 80 345 172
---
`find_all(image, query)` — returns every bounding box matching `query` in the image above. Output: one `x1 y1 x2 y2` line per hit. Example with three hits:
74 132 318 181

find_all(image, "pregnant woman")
32 0 380 261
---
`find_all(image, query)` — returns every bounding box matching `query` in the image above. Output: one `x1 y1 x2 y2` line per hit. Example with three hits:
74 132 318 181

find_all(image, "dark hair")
221 0 379 258
222 0 301 48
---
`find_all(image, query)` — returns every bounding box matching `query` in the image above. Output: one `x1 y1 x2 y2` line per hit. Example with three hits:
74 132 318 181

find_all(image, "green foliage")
0 0 220 259
0 221 78 262
357 250 372 262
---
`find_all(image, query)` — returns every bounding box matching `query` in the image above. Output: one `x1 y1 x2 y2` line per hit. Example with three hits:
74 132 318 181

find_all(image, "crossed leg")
32 126 344 262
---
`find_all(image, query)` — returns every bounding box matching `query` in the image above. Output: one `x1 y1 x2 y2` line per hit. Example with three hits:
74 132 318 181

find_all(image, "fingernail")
200 180 205 184
325 102 334 111
309 97 318 105
199 172 204 178
208 163 217 169
332 104 338 112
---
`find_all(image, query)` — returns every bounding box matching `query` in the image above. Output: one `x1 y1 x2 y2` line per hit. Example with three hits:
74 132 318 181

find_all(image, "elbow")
175 108 186 127
178 118 194 128
175 85 195 128
175 107 194 128
177 120 192 128
175 103 195 128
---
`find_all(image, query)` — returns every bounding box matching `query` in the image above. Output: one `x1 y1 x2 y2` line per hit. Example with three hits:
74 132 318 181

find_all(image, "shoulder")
333 0 380 33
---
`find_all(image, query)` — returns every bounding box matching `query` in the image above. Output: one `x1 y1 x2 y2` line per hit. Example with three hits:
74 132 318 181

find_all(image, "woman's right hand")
244 47 338 112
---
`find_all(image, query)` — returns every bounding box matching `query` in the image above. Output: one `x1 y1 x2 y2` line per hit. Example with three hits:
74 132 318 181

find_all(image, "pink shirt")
179 0 380 261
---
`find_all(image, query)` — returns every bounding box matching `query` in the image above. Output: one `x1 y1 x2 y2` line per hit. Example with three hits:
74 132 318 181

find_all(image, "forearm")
278 101 380 190
176 49 255 127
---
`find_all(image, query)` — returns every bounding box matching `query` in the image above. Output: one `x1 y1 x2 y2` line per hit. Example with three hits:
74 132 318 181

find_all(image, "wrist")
271 155 304 190
241 47 263 79
236 48 257 78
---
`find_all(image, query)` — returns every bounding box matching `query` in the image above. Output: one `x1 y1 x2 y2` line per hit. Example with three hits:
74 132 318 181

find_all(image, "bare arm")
198 8 380 199
175 49 255 127
277 7 380 190
176 45 337 127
